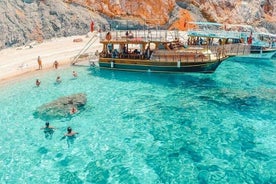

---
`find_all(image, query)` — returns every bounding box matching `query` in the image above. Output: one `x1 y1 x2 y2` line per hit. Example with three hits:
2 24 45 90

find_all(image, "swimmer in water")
70 107 78 114
72 71 78 78
41 122 55 139
36 79 41 87
56 76 62 83
60 126 79 147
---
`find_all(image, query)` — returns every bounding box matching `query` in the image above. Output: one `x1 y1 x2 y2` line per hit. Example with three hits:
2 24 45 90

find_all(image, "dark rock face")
0 0 108 49
33 93 87 120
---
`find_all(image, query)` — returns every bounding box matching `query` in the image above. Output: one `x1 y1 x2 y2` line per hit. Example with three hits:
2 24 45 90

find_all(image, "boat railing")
207 44 251 56
99 30 180 42
188 30 250 39
150 43 251 62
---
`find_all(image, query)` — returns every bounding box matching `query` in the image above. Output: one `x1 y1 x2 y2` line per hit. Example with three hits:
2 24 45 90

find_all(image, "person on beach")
53 60 59 69
72 71 78 78
37 56 42 70
41 122 55 139
36 79 41 87
56 76 62 83
95 50 99 57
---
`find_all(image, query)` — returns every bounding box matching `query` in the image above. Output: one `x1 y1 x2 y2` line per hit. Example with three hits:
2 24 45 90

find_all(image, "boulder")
33 93 87 120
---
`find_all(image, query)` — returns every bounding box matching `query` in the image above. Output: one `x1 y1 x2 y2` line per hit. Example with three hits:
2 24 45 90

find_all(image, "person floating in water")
60 126 79 147
72 71 78 78
36 79 41 87
70 107 78 114
41 122 55 139
56 76 62 83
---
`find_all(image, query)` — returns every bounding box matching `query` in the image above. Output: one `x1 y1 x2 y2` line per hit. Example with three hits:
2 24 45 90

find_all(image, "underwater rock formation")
33 93 87 120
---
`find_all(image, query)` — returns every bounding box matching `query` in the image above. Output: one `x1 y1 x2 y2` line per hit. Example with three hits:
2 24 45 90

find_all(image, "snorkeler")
41 122 55 139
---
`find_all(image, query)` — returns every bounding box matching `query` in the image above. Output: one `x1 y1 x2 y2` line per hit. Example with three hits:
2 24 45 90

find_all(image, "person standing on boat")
37 56 42 70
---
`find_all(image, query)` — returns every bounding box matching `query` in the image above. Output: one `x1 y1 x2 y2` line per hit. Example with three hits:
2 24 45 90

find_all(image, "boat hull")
98 59 223 73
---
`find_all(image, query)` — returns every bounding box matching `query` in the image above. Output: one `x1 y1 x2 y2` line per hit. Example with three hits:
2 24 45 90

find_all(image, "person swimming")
70 107 78 114
56 76 62 83
60 126 79 147
36 79 41 87
41 122 55 139
72 71 78 78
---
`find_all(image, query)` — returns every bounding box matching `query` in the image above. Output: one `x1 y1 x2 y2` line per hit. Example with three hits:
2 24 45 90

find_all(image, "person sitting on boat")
123 45 127 54
112 49 119 58
169 43 174 50
128 31 133 38
133 49 140 54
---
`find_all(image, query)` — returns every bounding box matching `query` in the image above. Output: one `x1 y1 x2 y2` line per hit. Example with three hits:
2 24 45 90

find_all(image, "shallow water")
0 57 275 183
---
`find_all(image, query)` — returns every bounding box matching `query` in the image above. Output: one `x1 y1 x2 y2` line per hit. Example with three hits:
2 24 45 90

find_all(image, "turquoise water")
0 57 275 183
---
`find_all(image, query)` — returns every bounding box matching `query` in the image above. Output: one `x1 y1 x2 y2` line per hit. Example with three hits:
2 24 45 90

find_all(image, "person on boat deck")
36 79 41 87
41 122 55 139
72 71 78 77
123 45 127 54
56 76 62 83
218 39 222 45
53 60 59 69
128 31 133 38
145 46 150 59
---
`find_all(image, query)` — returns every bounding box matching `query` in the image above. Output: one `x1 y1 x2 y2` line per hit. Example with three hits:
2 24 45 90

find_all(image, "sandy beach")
0 32 101 86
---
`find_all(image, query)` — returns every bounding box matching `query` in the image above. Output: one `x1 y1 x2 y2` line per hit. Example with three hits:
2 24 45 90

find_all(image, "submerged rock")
33 93 87 120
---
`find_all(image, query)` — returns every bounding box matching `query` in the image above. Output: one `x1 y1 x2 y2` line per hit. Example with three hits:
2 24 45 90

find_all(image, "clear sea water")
0 57 275 184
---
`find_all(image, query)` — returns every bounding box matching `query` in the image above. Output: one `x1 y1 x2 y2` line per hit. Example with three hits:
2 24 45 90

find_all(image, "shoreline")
0 32 101 86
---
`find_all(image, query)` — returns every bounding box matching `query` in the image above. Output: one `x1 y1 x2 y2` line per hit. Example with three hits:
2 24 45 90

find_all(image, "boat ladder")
71 33 98 65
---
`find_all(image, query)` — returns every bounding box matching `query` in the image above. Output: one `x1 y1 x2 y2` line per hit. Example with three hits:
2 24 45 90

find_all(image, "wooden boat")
98 29 249 73
250 32 276 55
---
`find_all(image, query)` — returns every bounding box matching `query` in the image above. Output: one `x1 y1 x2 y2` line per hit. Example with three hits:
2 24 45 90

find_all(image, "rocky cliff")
0 0 275 49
